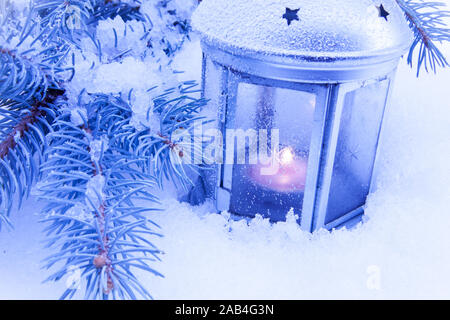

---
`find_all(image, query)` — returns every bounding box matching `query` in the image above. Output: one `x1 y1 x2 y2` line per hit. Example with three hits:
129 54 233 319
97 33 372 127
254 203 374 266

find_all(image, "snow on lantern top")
192 0 413 79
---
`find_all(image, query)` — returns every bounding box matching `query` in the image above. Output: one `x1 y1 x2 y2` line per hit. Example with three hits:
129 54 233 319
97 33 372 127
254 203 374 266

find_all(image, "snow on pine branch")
37 83 205 299
38 95 163 299
1 0 203 299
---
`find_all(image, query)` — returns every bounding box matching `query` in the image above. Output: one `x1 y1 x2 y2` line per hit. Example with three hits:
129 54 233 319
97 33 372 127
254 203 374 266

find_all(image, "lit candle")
248 147 308 193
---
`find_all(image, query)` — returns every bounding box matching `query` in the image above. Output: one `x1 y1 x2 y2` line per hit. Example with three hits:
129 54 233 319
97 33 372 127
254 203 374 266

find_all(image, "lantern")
190 0 412 231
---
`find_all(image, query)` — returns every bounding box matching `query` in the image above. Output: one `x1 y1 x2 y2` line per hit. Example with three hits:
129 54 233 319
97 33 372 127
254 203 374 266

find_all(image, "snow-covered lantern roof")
191 0 413 231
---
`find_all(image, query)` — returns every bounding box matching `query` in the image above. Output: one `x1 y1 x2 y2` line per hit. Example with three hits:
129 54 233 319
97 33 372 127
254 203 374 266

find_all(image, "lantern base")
322 206 365 231
183 176 366 231
226 205 365 232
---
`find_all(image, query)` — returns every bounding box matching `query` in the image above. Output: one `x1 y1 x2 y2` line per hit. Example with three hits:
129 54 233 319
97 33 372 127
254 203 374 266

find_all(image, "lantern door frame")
204 54 396 232
312 77 392 231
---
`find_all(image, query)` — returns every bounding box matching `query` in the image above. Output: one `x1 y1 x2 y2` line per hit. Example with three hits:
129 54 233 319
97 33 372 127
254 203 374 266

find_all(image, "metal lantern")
191 0 412 231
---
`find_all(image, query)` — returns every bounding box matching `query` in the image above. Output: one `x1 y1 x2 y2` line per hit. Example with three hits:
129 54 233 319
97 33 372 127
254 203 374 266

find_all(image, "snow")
94 16 148 61
1 0 29 15
85 174 106 210
65 203 93 224
1 0 450 300
1 49 450 298
166 0 198 21
192 0 413 59
70 108 87 127
64 1 198 132
171 38 203 83
89 136 109 163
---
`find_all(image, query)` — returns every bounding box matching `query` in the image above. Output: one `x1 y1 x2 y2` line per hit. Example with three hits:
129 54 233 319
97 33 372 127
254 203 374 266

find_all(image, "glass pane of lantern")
325 80 390 225
228 81 316 222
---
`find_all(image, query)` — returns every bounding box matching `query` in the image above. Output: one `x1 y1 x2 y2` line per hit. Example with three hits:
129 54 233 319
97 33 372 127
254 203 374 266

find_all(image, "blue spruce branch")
40 95 162 299
0 41 65 228
1 0 204 299
396 0 450 75
39 86 206 299
0 87 63 229
132 84 207 190
0 0 152 229
0 1 72 228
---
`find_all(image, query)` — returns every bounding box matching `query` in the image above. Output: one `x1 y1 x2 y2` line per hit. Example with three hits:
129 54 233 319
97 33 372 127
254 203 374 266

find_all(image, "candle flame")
279 147 295 166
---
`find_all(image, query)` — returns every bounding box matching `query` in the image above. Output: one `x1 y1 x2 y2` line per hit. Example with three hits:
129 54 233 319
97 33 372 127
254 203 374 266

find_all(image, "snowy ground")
1 38 450 299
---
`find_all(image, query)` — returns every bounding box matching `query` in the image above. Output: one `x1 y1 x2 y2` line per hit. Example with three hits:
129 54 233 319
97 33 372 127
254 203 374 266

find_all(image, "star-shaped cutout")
377 4 390 21
282 7 300 26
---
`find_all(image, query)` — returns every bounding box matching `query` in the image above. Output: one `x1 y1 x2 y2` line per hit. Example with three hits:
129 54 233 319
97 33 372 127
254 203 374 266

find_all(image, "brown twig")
396 0 431 47
158 132 184 158
82 124 114 294
0 88 64 160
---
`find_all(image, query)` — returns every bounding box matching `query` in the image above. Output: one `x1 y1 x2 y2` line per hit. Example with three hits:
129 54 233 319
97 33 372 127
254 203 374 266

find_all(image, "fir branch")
39 84 206 298
1 0 203 299
0 87 63 229
0 47 49 101
142 0 194 57
110 84 207 190
0 98 46 160
34 0 94 38
396 0 450 75
39 95 162 299
0 4 69 229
